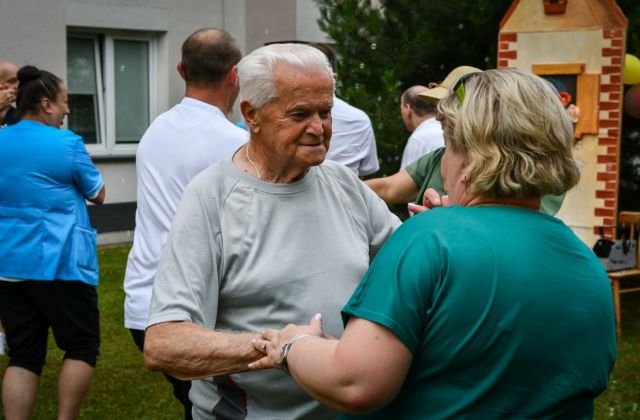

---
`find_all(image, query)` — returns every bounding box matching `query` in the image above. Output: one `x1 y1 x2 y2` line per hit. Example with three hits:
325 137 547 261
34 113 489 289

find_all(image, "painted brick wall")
498 32 518 68
596 29 626 239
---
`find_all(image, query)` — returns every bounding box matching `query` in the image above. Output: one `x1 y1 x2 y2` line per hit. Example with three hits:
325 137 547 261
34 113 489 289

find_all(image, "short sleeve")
71 137 103 199
406 148 446 204
342 214 443 354
400 136 422 170
147 180 221 329
356 122 380 176
406 147 442 185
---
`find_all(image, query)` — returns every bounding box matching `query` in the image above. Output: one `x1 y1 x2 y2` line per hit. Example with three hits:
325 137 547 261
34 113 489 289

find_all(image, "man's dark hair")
402 86 436 117
310 43 337 74
16 65 62 116
181 28 241 86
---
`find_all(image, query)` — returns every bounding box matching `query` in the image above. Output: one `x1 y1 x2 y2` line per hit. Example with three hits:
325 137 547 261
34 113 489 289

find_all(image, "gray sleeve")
147 182 221 329
360 181 401 260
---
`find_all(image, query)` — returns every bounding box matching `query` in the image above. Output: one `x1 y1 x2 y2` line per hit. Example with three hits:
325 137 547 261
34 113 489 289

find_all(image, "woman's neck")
467 195 541 211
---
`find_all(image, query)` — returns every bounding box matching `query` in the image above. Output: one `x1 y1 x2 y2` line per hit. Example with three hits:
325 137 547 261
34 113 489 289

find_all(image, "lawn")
0 244 639 419
0 245 181 419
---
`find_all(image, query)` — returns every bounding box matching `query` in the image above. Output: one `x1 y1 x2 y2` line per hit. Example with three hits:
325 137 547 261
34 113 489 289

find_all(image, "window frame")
67 30 158 157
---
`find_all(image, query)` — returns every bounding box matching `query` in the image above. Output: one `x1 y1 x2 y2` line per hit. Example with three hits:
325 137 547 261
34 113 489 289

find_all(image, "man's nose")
307 114 324 136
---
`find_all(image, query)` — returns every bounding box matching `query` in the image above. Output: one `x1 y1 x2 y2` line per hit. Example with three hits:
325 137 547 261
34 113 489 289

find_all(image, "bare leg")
57 359 94 420
2 366 39 420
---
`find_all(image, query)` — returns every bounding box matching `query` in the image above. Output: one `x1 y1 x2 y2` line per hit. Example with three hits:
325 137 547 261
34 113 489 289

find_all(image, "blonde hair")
437 68 580 198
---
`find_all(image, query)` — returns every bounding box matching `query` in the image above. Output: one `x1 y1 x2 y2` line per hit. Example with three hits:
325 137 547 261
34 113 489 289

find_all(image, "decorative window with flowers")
532 63 600 141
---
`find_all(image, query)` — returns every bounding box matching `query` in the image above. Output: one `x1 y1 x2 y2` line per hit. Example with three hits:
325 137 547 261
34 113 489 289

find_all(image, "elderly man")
399 85 444 170
124 28 247 419
0 60 19 127
143 43 399 419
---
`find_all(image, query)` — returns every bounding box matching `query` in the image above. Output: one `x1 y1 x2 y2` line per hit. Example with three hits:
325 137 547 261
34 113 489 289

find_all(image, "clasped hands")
248 313 332 371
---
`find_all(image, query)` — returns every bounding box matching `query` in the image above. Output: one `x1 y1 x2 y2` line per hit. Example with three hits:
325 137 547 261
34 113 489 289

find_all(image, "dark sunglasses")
453 71 482 103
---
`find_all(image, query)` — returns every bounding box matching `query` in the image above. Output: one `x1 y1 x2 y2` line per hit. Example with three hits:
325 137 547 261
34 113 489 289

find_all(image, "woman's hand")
407 188 450 215
248 313 325 370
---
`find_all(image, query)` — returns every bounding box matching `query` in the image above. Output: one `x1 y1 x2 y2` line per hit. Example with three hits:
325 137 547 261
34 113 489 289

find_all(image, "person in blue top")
248 68 616 418
0 65 105 420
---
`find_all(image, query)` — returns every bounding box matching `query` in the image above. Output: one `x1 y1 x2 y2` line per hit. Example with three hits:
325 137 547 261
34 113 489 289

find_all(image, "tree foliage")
316 0 640 205
316 0 512 175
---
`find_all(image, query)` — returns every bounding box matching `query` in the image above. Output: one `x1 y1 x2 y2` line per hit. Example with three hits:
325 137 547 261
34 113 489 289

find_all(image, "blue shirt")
0 120 104 285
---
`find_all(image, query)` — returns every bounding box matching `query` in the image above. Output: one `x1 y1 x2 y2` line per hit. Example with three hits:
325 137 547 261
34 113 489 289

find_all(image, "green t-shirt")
405 147 565 216
405 147 446 202
341 206 616 419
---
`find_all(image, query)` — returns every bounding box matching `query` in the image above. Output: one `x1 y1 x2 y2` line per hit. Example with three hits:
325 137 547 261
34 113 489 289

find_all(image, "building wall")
0 0 67 77
498 29 625 246
0 0 328 239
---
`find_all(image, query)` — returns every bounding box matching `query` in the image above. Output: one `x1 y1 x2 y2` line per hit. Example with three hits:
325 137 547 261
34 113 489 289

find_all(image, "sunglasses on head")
453 71 482 103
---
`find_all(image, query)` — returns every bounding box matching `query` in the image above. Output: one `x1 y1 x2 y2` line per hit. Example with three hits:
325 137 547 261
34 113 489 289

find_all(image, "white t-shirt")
326 96 379 176
400 116 445 170
123 97 248 330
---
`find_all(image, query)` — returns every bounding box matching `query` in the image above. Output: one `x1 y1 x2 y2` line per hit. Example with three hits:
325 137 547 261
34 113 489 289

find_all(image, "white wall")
296 0 330 43
0 0 329 208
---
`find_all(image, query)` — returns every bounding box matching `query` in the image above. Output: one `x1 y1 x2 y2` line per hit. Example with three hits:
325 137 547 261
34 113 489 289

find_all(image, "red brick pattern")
497 28 626 240
499 32 517 42
497 32 517 69
595 31 626 239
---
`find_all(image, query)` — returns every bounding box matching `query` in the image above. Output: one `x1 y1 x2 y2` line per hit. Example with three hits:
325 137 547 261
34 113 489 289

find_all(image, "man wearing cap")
366 65 565 216
399 85 444 170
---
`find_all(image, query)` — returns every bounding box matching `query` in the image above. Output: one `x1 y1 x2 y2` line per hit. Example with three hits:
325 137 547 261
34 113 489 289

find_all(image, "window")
67 32 156 155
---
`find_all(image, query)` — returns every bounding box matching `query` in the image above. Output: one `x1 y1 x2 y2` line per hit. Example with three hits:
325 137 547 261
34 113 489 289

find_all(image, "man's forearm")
365 171 418 205
144 321 262 380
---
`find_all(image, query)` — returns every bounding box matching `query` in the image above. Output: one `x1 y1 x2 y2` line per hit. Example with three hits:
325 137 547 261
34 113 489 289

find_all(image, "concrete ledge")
98 231 133 246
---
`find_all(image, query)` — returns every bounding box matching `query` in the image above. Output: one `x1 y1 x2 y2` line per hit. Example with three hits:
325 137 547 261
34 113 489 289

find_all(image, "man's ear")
176 61 186 81
228 65 239 87
240 100 259 134
401 103 411 119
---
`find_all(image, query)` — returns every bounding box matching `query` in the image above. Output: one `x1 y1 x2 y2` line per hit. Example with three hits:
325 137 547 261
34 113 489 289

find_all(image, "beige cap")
418 66 483 104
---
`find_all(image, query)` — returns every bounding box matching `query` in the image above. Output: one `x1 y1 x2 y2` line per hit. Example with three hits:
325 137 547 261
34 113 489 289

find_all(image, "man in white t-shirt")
312 43 379 177
399 85 444 170
123 28 247 419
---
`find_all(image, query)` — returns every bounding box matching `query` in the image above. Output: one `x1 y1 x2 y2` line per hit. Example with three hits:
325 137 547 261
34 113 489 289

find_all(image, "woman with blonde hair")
249 68 616 418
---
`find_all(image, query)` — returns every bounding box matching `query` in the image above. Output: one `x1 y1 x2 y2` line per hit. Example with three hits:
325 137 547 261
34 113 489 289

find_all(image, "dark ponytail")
16 65 62 116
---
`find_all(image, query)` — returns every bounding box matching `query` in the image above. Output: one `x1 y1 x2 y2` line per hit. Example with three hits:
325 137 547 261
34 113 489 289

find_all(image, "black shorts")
0 280 100 375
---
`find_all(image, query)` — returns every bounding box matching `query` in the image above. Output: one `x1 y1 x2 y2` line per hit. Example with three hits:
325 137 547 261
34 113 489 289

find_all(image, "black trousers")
130 328 193 420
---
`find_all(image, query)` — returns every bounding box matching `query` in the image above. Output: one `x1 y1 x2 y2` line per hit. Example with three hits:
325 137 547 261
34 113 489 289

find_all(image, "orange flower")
559 91 572 107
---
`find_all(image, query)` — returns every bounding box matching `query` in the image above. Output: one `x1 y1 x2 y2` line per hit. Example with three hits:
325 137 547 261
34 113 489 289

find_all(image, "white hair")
238 43 334 108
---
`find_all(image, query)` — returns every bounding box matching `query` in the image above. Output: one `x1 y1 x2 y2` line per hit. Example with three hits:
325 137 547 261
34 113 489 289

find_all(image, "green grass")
1 245 639 418
594 292 640 419
0 244 181 419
